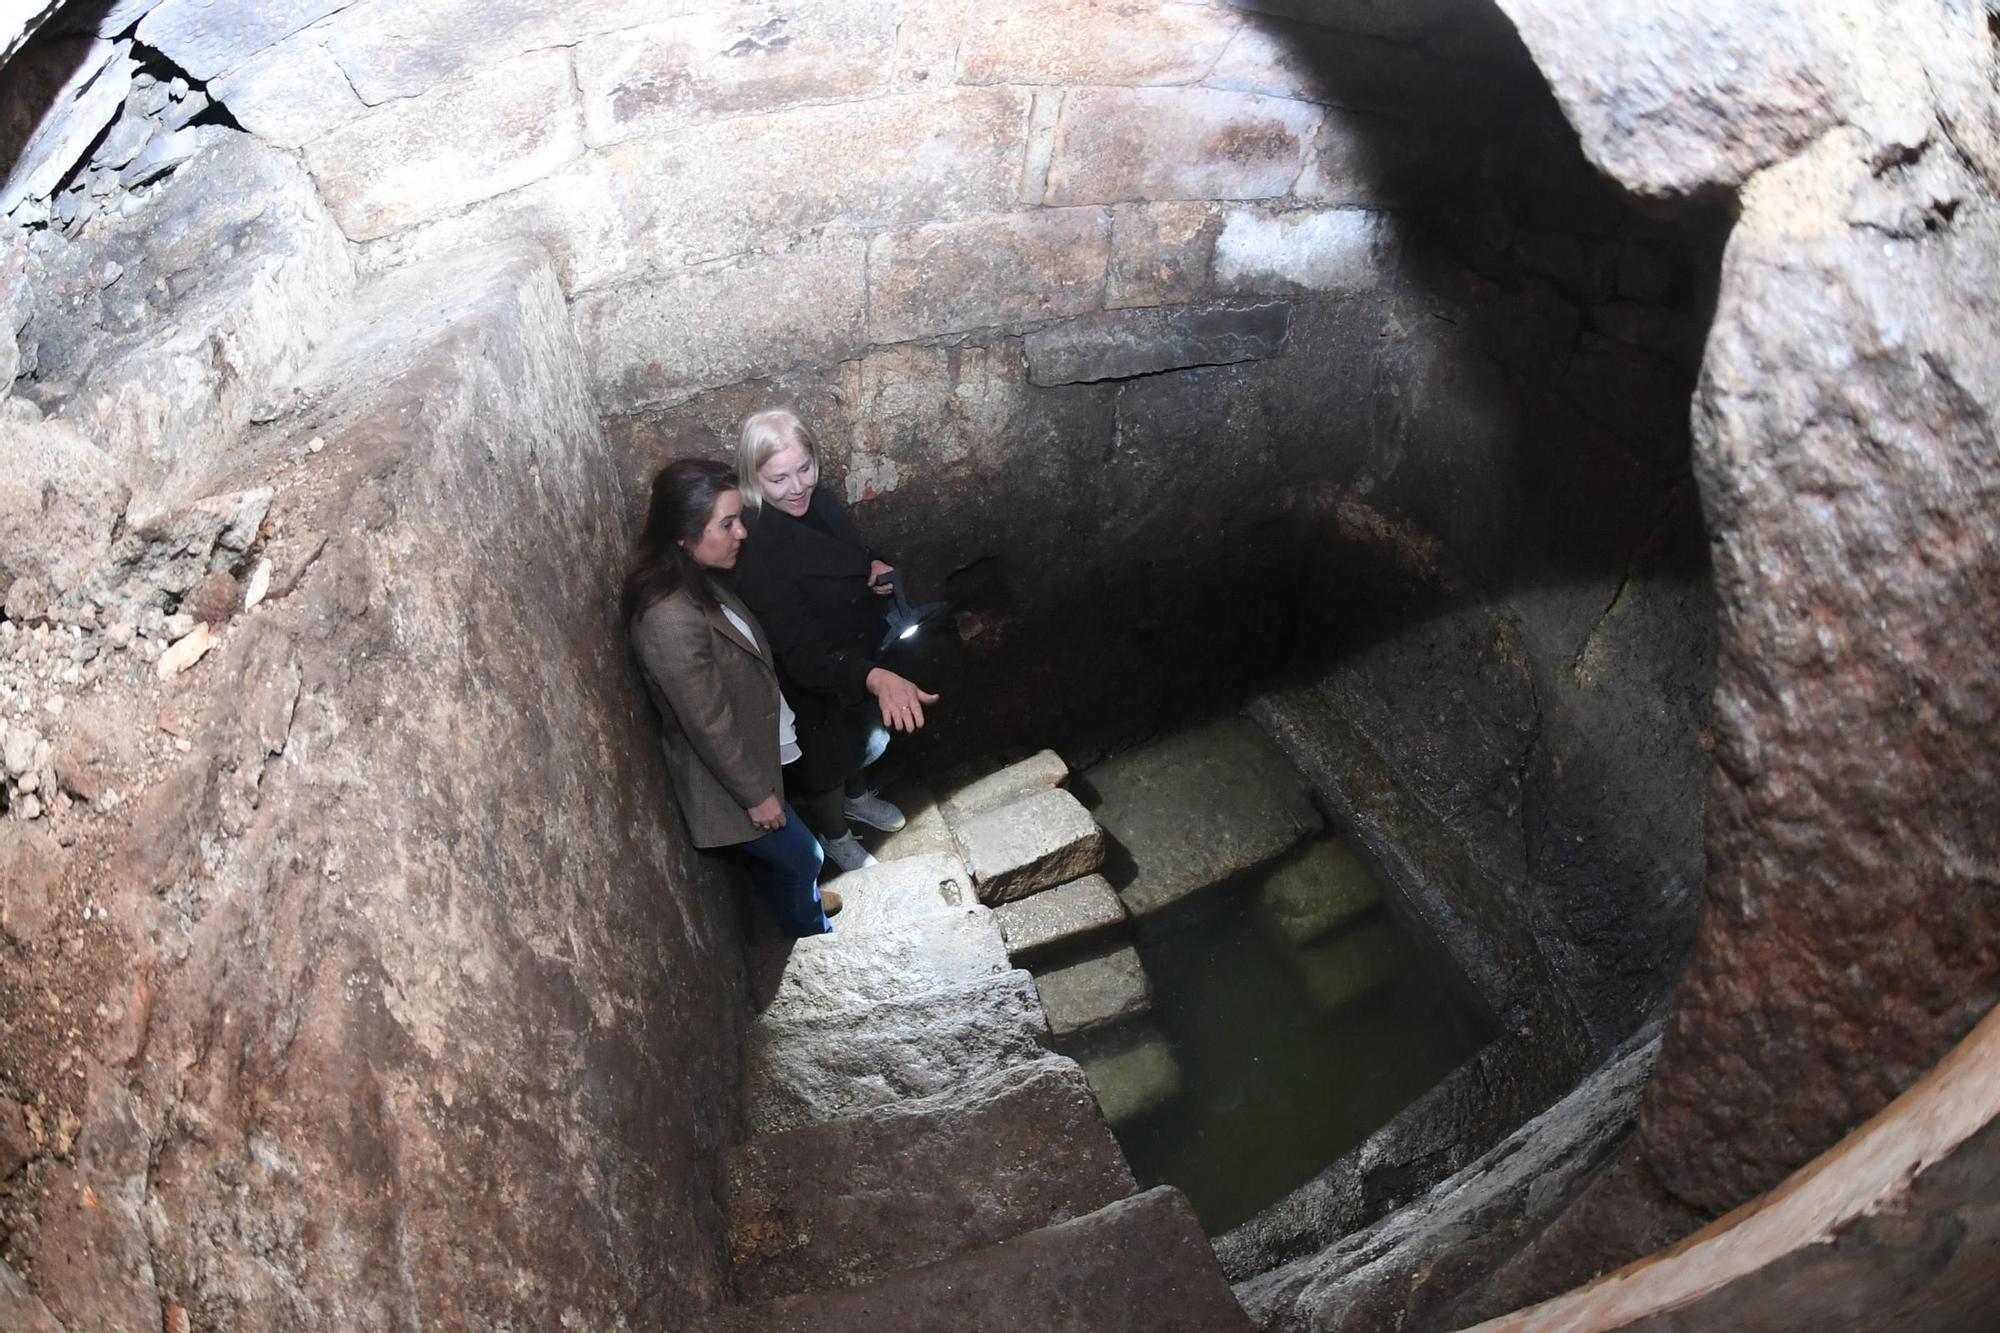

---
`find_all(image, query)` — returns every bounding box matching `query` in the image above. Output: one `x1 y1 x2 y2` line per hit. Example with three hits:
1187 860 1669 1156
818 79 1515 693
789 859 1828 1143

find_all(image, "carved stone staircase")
704 753 1254 1332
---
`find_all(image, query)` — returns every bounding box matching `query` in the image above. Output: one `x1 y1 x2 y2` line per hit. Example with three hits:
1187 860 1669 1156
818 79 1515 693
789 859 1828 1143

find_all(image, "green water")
1077 838 1495 1236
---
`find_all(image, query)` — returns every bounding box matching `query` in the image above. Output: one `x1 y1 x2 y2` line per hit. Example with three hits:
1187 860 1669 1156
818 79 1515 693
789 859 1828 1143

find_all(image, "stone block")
867 208 1110 344
829 851 977 933
868 790 960 862
716 1187 1252 1333
1085 715 1324 920
210 30 369 149
1077 1027 1183 1125
1293 917 1400 1013
1256 840 1382 949
724 1055 1135 1300
994 873 1128 965
1033 943 1152 1038
757 909 1013 1025
1294 109 1441 209
1212 206 1395 295
948 749 1069 816
957 786 1106 904
574 239 867 414
303 49 583 241
956 0 1238 87
0 38 133 214
1023 299 1292 386
1045 87 1321 206
1107 201 1225 309
621 87 1028 268
138 0 347 80
359 152 637 295
0 417 128 592
577 2 898 148
744 969 1051 1134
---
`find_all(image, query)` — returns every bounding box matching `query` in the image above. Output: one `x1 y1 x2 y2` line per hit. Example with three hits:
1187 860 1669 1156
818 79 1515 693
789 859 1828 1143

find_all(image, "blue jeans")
727 801 831 936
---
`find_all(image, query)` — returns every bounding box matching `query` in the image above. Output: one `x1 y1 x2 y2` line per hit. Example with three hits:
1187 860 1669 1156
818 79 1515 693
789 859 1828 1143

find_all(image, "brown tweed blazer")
631 583 784 850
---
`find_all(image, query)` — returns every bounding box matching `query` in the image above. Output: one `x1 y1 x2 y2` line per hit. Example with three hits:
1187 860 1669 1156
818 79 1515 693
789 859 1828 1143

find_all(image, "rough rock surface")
1023 299 1293 386
0 416 128 592
821 850 976 933
723 1055 1137 1300
0 243 748 1328
1085 716 1324 919
713 1187 1253 1333
758 909 1015 1023
744 969 1052 1134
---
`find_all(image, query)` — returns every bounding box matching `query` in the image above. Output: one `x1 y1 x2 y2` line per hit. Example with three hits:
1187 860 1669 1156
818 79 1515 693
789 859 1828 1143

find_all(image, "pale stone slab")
303 49 584 241
1293 917 1400 1013
138 0 346 80
745 969 1050 1133
577 2 898 148
948 749 1069 816
957 786 1106 905
994 874 1127 965
1045 87 1321 206
1078 1027 1183 1125
869 793 960 862
575 239 867 413
1212 206 1395 294
622 87 1029 268
1085 715 1324 920
758 909 1013 1025
211 30 369 149
1023 299 1291 386
831 851 977 933
867 208 1111 344
358 153 636 294
956 0 1238 87
1033 943 1152 1038
1107 200 1224 309
1294 109 1439 209
0 40 132 214
1256 840 1382 948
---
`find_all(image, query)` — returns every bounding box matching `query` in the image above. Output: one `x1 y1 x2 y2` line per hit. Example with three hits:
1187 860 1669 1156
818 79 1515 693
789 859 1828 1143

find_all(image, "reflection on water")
1066 836 1494 1236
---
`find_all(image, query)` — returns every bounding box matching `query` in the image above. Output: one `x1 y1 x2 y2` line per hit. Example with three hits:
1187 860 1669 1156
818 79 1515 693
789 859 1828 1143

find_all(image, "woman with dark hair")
733 407 940 873
623 457 838 936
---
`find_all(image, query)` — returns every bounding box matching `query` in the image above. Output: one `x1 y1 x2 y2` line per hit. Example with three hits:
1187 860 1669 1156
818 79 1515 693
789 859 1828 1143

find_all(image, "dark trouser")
723 801 830 936
792 722 892 841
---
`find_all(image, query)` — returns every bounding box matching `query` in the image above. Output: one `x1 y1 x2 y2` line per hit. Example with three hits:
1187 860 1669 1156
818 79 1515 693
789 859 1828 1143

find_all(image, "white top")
721 603 801 765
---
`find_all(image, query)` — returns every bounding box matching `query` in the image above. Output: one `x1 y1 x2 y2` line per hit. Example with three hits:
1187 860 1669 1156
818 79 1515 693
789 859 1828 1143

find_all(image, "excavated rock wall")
1 147 749 1326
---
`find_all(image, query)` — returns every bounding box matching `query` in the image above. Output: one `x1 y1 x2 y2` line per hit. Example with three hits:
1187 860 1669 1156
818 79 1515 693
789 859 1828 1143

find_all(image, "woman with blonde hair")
733 408 939 872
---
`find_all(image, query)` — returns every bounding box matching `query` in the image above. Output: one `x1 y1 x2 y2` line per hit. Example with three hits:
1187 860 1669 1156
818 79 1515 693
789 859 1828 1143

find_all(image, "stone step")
824 851 975 933
993 872 1128 966
946 748 1069 816
867 786 961 863
1255 839 1382 948
1293 916 1402 1014
722 1055 1137 1302
744 969 1052 1134
756 910 1012 1024
957 786 1105 904
1074 1024 1184 1127
1033 942 1153 1039
1082 715 1324 921
709 1187 1253 1333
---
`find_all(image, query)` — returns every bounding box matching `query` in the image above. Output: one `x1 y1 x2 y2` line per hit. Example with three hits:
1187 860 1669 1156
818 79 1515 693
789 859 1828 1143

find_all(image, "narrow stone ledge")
948 749 1070 817
1023 299 1293 386
957 787 1106 905
1034 943 1153 1038
994 874 1128 966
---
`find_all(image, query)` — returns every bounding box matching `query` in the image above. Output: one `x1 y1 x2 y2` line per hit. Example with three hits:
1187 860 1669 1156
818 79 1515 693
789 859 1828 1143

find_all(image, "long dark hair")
621 458 738 623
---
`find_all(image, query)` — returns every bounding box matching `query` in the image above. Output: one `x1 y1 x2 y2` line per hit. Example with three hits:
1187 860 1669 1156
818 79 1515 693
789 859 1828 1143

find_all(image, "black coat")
732 490 887 793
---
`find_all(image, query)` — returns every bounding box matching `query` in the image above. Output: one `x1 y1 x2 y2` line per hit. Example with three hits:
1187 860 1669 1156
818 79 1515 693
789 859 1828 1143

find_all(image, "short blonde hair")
737 408 820 512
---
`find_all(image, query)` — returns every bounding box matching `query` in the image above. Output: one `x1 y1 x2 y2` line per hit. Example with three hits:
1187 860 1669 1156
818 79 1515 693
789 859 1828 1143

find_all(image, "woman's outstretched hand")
747 793 787 832
867 667 939 733
868 559 896 596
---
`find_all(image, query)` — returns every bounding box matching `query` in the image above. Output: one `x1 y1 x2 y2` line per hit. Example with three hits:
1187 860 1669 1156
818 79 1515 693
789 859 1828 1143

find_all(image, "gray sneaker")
821 831 878 873
843 790 907 832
